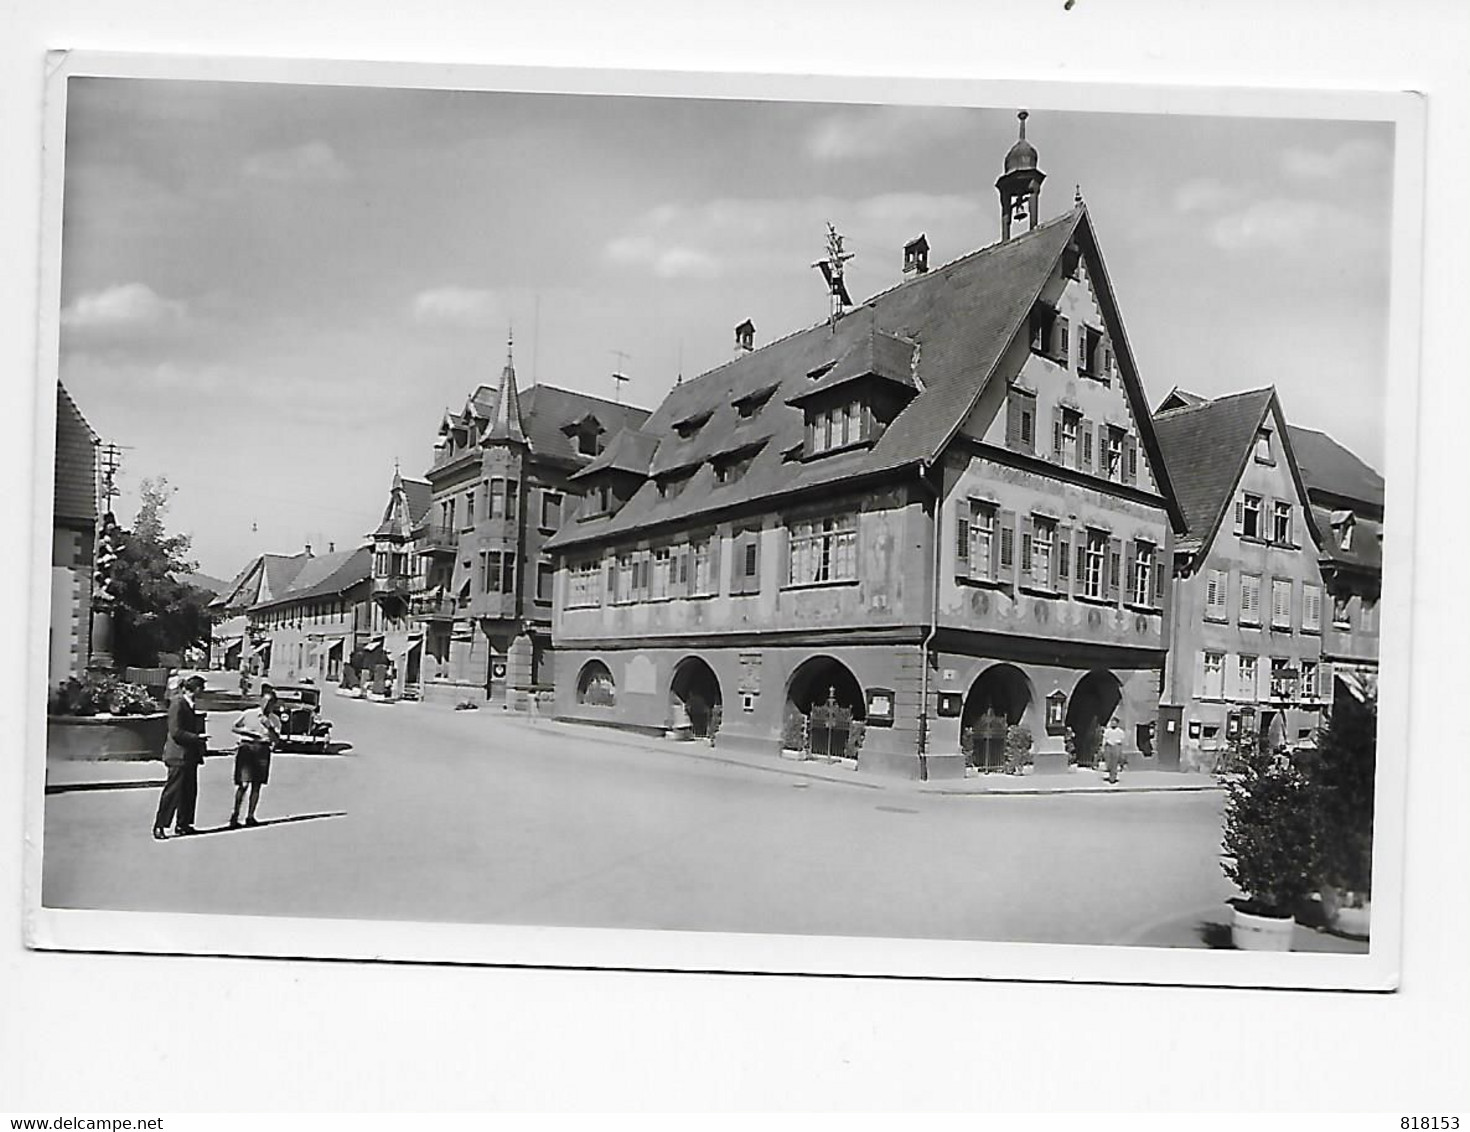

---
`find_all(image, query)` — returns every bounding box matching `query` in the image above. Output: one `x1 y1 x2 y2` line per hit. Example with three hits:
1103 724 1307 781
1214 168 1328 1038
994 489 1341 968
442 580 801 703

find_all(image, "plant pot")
47 713 168 761
1230 904 1296 952
1332 896 1371 940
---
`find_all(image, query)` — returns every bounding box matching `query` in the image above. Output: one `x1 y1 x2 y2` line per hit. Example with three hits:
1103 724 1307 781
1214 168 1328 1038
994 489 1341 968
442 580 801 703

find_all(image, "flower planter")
47 713 168 762
1332 897 1371 940
1230 904 1296 952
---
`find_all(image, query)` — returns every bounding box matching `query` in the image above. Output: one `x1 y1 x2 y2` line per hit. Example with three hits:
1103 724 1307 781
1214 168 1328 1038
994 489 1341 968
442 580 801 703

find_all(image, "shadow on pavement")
47 779 164 795
181 811 348 837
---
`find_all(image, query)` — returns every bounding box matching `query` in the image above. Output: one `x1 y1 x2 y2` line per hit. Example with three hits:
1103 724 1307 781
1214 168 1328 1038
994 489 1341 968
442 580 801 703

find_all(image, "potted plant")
1220 734 1323 950
1311 691 1376 938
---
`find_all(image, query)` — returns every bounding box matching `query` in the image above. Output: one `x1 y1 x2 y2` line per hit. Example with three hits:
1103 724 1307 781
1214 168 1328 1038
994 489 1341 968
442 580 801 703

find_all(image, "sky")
55 78 1396 580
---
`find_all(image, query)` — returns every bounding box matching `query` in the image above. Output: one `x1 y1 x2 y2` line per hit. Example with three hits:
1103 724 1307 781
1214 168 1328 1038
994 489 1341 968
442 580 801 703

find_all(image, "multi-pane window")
788 513 858 585
1273 501 1293 544
1205 568 1229 620
809 400 865 454
1006 388 1037 454
1332 592 1352 627
466 491 476 525
479 550 516 595
1240 572 1262 625
536 562 555 604
651 546 673 600
1270 657 1295 700
1303 584 1323 632
1083 529 1107 599
489 479 506 520
567 560 602 608
1271 578 1293 630
540 491 562 530
1032 518 1054 588
1060 409 1080 468
1132 541 1155 606
615 553 635 604
1105 426 1125 481
690 537 714 596
1239 655 1258 701
1203 652 1225 699
1254 428 1274 464
957 501 997 582
1239 493 1262 539
1300 659 1319 700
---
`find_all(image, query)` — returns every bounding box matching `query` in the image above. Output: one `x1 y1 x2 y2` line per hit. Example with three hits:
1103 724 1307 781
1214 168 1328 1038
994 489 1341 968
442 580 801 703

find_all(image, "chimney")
328 541 335 553
735 319 755 354
304 543 313 557
903 234 930 276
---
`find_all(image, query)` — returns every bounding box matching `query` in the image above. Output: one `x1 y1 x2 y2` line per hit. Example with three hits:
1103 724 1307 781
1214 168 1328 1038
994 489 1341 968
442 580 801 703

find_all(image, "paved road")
43 694 1237 945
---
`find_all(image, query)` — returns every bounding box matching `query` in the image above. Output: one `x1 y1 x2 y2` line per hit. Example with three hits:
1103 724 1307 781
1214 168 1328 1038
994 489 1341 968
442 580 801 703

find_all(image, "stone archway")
671 656 723 738
785 655 866 758
961 663 1035 771
576 659 617 707
1066 669 1123 767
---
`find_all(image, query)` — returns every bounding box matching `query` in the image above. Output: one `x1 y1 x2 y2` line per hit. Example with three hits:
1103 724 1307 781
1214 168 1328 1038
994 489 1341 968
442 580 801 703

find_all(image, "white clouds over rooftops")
1281 137 1389 182
243 141 351 183
61 283 188 331
806 106 974 161
605 193 988 283
1208 198 1382 255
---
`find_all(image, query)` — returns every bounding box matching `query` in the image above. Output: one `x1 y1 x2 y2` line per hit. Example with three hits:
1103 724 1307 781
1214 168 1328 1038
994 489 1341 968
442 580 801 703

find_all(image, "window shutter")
999 509 1017 577
1057 316 1070 362
1319 662 1335 706
1126 540 1138 602
1052 406 1063 462
1006 394 1022 449
1097 422 1108 474
1154 549 1167 604
1124 435 1138 485
988 510 1001 580
956 511 970 566
1102 343 1113 380
1020 515 1033 577
1233 498 1245 536
1080 418 1093 471
1194 650 1206 700
606 561 617 602
1052 525 1067 589
1107 536 1122 602
1074 529 1088 596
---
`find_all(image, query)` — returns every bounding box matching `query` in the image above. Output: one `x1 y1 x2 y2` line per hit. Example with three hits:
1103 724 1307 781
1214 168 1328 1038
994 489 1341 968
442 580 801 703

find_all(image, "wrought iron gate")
808 688 854 761
969 709 1009 772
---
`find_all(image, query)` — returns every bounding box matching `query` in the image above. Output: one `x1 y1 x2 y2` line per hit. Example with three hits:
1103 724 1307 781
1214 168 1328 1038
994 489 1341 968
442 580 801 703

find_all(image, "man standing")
154 674 208 839
1102 716 1127 785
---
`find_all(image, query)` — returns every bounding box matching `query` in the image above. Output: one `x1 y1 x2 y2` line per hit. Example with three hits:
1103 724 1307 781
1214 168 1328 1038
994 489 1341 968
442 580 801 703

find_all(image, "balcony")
420 526 460 555
411 593 460 621
372 573 413 598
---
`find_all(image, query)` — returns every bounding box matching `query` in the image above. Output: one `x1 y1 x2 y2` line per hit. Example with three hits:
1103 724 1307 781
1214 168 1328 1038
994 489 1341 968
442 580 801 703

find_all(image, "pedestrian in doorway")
1102 716 1126 784
154 675 208 839
229 683 282 828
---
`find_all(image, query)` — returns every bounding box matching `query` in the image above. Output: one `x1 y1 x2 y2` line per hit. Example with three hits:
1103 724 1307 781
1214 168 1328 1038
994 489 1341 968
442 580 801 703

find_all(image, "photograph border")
24 48 1424 993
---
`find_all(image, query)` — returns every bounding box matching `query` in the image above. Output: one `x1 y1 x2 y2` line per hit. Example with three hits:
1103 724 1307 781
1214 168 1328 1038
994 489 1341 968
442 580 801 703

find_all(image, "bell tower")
996 110 1046 240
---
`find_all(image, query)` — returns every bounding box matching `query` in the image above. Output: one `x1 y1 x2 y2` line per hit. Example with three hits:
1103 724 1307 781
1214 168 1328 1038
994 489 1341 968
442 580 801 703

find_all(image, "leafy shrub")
1312 692 1377 898
48 673 161 717
781 708 808 751
707 703 723 739
1004 724 1034 774
848 719 866 760
1221 734 1324 917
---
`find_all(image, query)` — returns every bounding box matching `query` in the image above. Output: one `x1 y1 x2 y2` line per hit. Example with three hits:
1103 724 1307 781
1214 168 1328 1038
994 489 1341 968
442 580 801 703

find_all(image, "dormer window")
673 411 712 440
562 413 605 457
656 469 696 500
735 319 755 353
733 384 778 420
807 398 868 456
1029 304 1068 365
712 441 765 485
1333 511 1356 551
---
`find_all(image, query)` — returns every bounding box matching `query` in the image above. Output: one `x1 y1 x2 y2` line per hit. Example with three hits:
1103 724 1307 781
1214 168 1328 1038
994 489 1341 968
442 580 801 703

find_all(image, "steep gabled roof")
402 478 433 526
1153 387 1319 562
1155 387 1209 414
249 546 372 612
550 205 1183 550
1286 425 1384 513
518 385 651 467
788 328 918 405
54 383 99 525
1311 504 1382 574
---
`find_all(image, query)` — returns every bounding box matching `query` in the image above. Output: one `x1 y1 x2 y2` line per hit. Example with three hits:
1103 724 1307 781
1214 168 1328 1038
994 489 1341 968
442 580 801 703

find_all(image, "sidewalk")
1124 903 1371 953
459 703 1224 796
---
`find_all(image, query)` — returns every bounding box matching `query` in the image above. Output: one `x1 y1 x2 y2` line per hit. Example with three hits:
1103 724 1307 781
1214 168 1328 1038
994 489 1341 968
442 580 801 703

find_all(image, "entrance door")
1157 704 1183 768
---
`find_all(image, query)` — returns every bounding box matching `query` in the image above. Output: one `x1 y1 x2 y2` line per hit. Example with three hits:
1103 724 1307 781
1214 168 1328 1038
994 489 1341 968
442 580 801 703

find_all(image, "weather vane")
812 222 854 331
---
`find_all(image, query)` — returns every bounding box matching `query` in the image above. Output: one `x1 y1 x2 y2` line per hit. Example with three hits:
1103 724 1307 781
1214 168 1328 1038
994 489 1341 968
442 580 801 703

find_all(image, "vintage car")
271 684 333 753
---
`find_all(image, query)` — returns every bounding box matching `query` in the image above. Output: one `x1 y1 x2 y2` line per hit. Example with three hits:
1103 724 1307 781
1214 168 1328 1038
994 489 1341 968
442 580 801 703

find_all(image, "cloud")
243 141 351 183
61 283 188 331
604 192 988 283
806 106 973 162
1208 198 1380 255
410 286 501 328
1281 138 1388 182
1173 177 1239 215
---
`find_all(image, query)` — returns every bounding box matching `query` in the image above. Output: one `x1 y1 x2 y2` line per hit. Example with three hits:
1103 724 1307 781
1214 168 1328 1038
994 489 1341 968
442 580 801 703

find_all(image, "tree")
1312 689 1377 898
110 476 213 668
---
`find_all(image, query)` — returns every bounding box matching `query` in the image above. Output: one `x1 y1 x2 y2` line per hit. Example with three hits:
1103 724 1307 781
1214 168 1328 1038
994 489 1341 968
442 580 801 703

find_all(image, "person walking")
1102 716 1127 785
154 674 208 839
229 683 282 828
